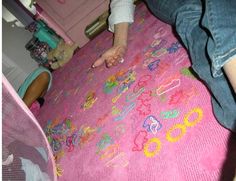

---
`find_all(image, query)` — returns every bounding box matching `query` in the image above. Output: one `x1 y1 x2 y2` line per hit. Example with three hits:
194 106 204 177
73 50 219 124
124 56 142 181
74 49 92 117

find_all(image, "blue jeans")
145 0 236 131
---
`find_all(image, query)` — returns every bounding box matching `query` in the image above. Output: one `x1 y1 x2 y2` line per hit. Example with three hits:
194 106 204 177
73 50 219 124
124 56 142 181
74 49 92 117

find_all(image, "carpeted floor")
37 3 236 181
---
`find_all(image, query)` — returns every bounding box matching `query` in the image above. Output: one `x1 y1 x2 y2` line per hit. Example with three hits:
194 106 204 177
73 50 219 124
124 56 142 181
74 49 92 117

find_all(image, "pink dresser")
36 0 110 47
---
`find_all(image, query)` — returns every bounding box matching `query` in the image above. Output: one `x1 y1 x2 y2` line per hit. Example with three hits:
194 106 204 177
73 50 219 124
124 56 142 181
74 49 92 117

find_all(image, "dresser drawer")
36 0 109 31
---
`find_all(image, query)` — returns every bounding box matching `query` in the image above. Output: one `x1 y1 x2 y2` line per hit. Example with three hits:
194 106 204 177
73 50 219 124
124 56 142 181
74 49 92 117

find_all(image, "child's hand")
92 22 129 68
92 44 126 68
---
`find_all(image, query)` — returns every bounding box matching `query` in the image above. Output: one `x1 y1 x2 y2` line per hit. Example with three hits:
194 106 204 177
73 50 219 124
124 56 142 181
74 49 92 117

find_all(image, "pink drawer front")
67 0 110 47
36 0 109 32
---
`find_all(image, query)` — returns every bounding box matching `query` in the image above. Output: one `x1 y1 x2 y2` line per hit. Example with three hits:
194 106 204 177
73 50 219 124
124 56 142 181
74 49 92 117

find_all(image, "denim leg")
144 0 194 25
174 1 236 131
145 0 236 131
201 0 236 77
187 26 236 132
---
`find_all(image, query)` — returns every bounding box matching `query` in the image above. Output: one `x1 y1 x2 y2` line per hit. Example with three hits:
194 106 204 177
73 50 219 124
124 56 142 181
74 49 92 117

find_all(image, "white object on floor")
20 157 51 181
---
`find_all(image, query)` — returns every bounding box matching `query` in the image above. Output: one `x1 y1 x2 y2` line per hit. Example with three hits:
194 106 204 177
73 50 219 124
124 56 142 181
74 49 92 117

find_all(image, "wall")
2 5 38 91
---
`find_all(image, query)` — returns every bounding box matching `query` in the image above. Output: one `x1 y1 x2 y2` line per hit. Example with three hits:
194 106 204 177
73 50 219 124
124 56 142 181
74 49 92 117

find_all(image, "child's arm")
92 0 135 68
223 57 236 94
92 22 129 68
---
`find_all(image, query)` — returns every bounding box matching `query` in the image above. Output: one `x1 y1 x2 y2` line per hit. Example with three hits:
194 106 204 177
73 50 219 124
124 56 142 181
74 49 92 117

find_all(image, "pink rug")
37 3 236 181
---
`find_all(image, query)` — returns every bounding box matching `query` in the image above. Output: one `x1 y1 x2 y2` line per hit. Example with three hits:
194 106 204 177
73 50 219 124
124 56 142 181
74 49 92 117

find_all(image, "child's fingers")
113 60 119 66
92 56 106 68
107 56 120 67
92 46 125 68
106 57 115 68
